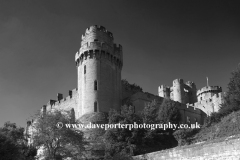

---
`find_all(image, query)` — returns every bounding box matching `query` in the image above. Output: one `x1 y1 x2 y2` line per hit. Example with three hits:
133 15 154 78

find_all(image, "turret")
172 79 184 103
197 86 222 101
75 25 123 116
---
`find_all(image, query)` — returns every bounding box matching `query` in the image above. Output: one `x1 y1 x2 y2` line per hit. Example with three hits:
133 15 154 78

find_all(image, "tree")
32 109 87 160
173 128 199 146
220 65 240 116
0 121 37 160
141 100 160 147
0 132 20 160
104 105 144 159
158 99 181 125
105 101 180 159
141 100 178 151
142 100 159 124
122 79 143 93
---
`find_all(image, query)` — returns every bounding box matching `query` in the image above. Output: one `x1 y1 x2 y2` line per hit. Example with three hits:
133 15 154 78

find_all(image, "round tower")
75 25 123 116
172 79 184 103
197 86 222 101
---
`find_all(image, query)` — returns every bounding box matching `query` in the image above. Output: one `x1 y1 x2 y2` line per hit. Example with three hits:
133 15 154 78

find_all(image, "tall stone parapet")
75 25 122 116
171 79 185 103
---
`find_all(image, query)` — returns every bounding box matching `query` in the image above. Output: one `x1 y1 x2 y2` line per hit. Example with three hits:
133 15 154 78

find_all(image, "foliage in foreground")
191 110 240 143
205 65 240 125
104 99 180 159
0 121 37 160
176 64 240 145
32 109 87 160
158 99 181 125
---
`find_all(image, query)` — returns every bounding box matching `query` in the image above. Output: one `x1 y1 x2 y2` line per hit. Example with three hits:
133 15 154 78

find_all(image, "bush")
173 128 199 146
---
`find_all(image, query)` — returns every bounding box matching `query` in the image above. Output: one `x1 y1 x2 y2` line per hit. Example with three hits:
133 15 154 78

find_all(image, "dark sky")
1 0 240 127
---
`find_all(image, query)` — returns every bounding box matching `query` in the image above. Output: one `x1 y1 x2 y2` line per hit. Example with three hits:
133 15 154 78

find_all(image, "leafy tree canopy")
158 98 181 124
104 105 144 159
0 121 37 160
220 65 240 115
105 101 179 159
122 79 143 93
32 109 87 160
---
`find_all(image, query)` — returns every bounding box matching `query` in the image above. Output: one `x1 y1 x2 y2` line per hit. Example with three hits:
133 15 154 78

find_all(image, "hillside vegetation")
193 110 240 143
174 65 240 145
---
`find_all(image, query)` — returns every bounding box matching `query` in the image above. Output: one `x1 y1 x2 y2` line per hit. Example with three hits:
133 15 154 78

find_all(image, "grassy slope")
192 110 240 143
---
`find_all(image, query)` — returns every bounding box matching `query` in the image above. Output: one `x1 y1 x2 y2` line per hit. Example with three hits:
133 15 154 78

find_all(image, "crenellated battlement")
158 85 170 90
75 49 123 69
185 91 224 116
44 88 78 110
211 92 222 99
79 41 113 54
197 86 222 96
81 25 113 42
173 78 184 85
76 25 123 70
114 43 122 51
86 25 113 38
185 81 196 88
159 78 223 115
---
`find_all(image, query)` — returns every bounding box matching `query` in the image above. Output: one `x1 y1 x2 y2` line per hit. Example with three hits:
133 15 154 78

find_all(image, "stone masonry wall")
188 92 224 116
45 89 79 118
128 92 206 125
133 136 240 160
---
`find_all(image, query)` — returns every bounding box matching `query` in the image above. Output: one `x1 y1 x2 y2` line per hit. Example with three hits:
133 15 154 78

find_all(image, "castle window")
94 39 98 41
84 65 86 74
94 102 98 112
94 80 98 90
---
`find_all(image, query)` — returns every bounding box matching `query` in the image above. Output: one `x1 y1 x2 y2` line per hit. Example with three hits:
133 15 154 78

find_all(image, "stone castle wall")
159 79 197 104
43 89 79 117
128 92 206 125
159 79 223 116
133 135 240 160
40 26 215 124
188 92 224 116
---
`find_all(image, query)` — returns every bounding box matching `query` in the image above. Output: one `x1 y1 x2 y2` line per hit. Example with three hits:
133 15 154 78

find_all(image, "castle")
158 79 224 116
38 25 224 125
